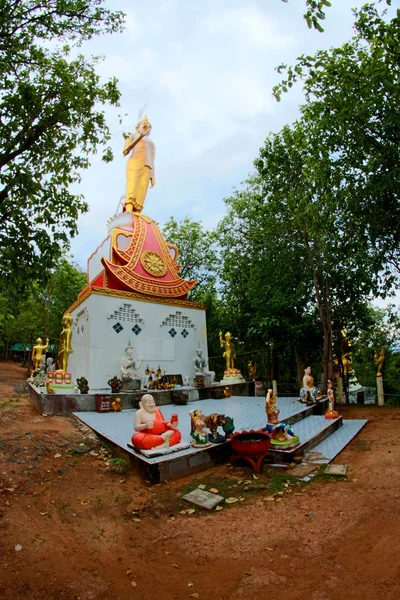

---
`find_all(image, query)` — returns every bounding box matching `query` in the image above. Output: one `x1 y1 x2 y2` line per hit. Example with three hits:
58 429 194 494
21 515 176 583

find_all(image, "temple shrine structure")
65 116 209 390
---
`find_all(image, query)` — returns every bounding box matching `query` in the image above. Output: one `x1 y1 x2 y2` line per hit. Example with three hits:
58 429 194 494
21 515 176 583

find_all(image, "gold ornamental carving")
140 250 167 277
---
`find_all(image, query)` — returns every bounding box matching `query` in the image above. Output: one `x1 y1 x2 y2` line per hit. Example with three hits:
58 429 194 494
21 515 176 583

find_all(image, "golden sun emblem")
141 251 167 277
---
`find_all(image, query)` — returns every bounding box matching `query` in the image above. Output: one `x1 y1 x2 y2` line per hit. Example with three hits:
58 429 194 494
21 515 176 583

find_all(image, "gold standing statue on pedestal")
123 115 156 213
58 314 73 372
219 331 236 370
32 337 49 370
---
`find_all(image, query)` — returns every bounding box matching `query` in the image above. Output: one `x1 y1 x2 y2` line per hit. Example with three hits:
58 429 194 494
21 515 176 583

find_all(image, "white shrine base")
67 289 208 391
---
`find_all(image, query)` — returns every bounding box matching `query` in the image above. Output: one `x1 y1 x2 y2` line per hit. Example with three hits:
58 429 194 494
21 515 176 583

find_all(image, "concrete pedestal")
377 376 384 406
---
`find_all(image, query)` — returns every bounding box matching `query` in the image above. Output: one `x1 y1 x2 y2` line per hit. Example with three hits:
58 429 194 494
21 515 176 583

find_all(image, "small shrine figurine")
46 382 55 395
120 341 143 389
193 346 215 384
76 376 89 394
108 376 122 394
204 412 235 443
223 386 231 398
190 409 211 447
325 380 339 419
123 115 156 213
219 331 236 370
248 360 257 379
131 394 181 451
58 314 73 373
46 357 55 374
111 397 122 412
299 366 323 404
32 337 49 371
374 346 385 377
263 389 299 449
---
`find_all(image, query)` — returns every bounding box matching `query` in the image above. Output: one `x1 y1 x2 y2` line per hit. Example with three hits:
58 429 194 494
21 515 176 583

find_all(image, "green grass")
0 397 20 410
108 457 129 474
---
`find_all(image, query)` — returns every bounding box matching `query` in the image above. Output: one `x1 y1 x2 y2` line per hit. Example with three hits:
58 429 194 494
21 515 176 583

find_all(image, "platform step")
269 414 343 463
303 418 367 464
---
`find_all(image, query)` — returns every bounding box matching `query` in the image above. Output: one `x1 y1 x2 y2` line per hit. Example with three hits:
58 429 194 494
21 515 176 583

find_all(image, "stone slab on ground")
182 488 224 510
290 463 320 478
324 463 348 476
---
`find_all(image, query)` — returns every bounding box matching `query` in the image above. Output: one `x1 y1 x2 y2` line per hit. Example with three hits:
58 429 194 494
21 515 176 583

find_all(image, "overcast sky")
69 0 394 278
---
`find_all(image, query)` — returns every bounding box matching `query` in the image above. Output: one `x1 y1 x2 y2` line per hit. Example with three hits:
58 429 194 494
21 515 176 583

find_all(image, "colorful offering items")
131 394 182 450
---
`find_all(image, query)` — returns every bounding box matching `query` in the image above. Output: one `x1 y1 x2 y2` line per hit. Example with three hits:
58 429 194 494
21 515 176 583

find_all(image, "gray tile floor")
304 419 367 463
73 395 367 466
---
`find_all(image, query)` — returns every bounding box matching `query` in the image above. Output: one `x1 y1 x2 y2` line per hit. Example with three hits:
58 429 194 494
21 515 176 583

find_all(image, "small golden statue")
111 397 122 412
248 360 256 379
123 115 156 213
374 346 385 377
32 337 49 371
46 381 55 395
58 314 73 373
219 331 236 370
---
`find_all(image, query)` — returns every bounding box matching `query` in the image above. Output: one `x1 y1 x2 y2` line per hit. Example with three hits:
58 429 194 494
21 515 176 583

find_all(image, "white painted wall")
68 293 208 390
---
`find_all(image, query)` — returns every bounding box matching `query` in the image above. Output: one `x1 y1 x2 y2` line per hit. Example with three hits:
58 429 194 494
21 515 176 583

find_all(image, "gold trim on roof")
65 286 206 315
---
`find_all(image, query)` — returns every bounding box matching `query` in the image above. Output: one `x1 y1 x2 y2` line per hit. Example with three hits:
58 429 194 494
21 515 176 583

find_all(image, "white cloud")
69 0 377 271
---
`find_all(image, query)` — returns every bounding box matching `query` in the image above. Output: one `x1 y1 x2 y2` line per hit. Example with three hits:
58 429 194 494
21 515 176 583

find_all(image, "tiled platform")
73 395 367 482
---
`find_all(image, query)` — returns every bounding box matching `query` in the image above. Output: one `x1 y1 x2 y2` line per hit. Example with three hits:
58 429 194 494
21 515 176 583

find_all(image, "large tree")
274 3 400 277
0 1 124 287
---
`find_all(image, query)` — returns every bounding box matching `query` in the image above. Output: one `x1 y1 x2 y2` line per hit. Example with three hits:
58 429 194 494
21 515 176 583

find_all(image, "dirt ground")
0 362 399 600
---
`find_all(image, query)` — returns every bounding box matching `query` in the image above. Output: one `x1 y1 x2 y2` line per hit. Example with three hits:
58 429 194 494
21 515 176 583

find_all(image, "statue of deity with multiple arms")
123 115 156 213
32 337 49 371
193 346 215 384
219 331 236 370
58 314 73 372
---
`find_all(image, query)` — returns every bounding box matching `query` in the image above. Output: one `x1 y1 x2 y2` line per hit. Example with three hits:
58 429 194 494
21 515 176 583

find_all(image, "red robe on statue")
131 407 182 450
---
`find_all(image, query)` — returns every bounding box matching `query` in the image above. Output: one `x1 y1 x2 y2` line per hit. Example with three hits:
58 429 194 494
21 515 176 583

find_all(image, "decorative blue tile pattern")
181 328 189 338
132 324 142 335
113 322 123 333
168 328 177 338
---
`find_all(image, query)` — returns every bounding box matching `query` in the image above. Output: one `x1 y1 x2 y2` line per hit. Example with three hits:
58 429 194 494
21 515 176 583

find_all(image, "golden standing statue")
219 331 236 370
374 346 385 377
123 115 156 213
58 314 73 372
32 337 49 370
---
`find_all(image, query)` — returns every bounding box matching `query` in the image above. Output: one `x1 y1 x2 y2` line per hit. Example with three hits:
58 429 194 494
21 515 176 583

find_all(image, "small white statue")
46 357 55 373
120 341 144 384
194 346 215 385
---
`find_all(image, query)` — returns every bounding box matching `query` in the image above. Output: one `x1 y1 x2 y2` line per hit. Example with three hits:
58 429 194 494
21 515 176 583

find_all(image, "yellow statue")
58 314 73 372
32 337 49 370
248 360 256 379
374 346 385 376
123 115 156 213
219 331 236 370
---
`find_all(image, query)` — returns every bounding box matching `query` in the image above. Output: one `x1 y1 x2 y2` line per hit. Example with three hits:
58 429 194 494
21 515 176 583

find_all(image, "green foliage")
162 216 218 302
0 1 124 288
0 256 86 355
